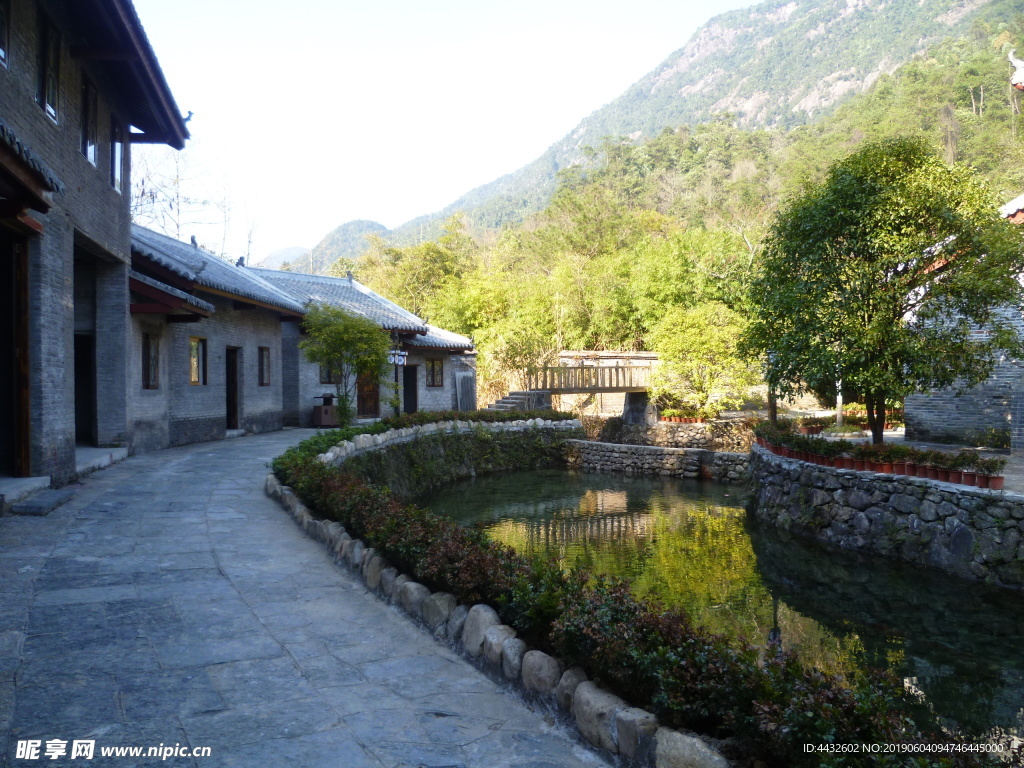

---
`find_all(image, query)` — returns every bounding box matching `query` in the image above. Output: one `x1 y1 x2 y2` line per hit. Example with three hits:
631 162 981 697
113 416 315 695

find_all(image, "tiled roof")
129 270 216 313
131 226 304 314
999 192 1024 218
405 325 474 351
0 117 64 194
250 268 428 333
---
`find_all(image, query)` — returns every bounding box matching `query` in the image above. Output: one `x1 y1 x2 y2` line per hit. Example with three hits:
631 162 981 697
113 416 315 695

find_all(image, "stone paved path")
0 430 610 768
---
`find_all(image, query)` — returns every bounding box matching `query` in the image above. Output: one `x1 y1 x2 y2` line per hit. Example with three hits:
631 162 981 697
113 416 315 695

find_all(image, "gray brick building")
0 0 187 483
128 226 304 450
904 193 1024 451
252 269 476 426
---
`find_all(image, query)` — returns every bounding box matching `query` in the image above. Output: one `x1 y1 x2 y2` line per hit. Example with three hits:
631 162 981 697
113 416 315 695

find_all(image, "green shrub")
273 420 1001 768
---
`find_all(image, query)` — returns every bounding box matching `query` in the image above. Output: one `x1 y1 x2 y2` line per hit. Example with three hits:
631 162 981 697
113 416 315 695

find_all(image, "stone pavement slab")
0 430 611 768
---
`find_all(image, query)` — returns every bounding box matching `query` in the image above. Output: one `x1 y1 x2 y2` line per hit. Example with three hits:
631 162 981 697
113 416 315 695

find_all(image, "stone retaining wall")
565 440 749 484
269 420 731 768
589 418 753 452
749 445 1024 589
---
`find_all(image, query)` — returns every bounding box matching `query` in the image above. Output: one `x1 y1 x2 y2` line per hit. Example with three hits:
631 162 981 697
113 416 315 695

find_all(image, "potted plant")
958 456 974 487
930 451 952 483
888 444 911 475
947 451 971 485
975 456 1007 490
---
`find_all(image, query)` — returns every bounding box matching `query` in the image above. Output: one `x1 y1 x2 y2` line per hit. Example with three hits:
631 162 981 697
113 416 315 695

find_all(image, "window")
110 120 124 192
0 0 10 68
425 358 443 387
189 337 207 385
142 333 159 389
81 78 98 165
36 10 60 121
319 364 337 384
258 346 270 386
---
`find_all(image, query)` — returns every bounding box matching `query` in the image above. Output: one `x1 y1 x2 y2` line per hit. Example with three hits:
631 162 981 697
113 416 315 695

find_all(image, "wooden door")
356 371 379 418
403 365 418 414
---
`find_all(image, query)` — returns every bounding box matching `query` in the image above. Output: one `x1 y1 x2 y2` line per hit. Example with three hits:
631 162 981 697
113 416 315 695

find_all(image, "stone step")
10 488 75 517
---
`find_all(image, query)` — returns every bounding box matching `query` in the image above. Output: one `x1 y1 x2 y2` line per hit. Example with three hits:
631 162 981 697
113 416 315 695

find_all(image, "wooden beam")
0 143 52 213
130 256 193 291
167 314 202 323
69 46 139 61
131 302 177 314
129 278 184 307
198 286 302 316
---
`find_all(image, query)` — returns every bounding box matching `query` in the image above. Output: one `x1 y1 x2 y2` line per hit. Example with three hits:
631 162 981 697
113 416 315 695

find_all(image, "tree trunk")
768 389 778 426
865 392 885 444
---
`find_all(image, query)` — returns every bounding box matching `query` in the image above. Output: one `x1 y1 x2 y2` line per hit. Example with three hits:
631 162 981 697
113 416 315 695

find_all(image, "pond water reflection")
421 469 1024 738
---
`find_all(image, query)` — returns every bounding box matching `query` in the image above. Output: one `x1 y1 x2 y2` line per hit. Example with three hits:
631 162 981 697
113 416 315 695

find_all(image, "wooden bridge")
526 366 651 394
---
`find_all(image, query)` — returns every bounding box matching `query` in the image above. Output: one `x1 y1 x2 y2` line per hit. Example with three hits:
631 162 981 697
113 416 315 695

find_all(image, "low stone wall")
588 418 753 452
749 445 1024 589
269 421 731 768
565 440 749 484
319 418 582 499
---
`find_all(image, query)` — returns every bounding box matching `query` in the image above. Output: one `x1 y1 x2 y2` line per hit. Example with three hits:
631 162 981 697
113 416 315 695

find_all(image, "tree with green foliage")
743 137 1024 443
299 304 391 426
650 302 758 414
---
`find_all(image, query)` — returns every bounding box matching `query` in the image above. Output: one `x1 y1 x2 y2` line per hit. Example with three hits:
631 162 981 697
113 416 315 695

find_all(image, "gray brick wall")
904 307 1023 448
165 296 285 447
3 0 134 481
128 315 170 452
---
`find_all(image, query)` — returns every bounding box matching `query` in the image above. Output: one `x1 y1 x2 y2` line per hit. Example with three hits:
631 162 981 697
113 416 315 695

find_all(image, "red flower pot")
927 467 939 480
937 469 950 483
947 470 962 484
893 462 906 475
878 462 893 474
853 459 866 471
977 474 991 489
961 471 977 486
988 476 1005 491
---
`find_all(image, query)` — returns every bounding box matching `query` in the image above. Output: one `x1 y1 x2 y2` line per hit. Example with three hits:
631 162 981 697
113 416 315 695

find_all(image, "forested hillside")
383 0 1019 245
338 18 1024 405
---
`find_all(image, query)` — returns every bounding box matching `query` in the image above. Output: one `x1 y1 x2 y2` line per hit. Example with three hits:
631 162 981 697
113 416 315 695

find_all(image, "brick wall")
3 0 134 481
904 308 1023 448
128 315 170 452
159 296 285 448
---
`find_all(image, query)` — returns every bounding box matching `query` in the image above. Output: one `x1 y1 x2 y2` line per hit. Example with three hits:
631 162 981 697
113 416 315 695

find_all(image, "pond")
421 468 1024 740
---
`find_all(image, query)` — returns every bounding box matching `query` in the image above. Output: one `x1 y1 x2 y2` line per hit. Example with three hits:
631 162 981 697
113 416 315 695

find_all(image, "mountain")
254 246 311 270
382 0 1015 245
308 220 389 272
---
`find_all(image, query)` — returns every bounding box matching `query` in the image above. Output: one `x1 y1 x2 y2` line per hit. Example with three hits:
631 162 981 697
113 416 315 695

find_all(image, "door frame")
226 346 240 430
2 230 30 475
403 365 418 414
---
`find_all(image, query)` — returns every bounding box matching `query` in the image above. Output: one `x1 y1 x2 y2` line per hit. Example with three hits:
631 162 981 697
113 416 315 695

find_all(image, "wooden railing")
526 366 651 394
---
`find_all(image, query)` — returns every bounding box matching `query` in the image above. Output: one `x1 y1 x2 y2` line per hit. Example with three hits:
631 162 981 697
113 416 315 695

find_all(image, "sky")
131 0 756 261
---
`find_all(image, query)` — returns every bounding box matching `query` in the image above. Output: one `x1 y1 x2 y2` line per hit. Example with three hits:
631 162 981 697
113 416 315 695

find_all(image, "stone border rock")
266 421 732 768
749 444 1024 589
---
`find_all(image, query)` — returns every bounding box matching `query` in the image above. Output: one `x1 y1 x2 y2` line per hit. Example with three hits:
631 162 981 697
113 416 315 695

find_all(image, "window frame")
258 346 271 386
0 0 11 69
110 119 124 192
189 337 207 386
81 77 98 165
36 10 60 122
319 364 337 385
142 333 159 390
425 358 444 388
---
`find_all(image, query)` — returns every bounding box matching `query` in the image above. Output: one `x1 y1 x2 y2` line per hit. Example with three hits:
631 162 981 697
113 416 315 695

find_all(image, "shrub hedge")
272 413 1005 768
